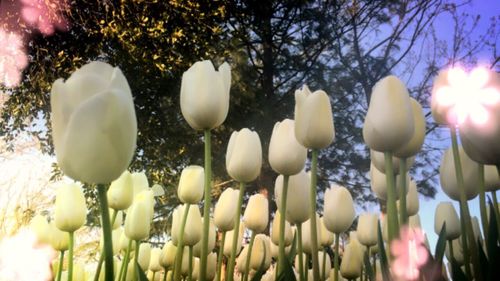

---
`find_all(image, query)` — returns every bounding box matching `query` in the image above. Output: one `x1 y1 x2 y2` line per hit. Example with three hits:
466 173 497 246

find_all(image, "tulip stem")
56 250 65 281
399 158 408 225
133 240 141 280
322 249 327 281
492 192 500 235
227 182 245 281
68 231 74 281
119 240 132 281
305 254 310 281
243 231 256 281
478 164 489 243
188 246 193 281
277 175 290 279
384 152 399 244
334 233 339 281
449 126 480 281
216 231 226 281
448 240 455 264
174 204 191 281
97 184 114 281
94 210 118 281
162 267 168 281
309 149 321 281
200 129 213 281
297 224 305 281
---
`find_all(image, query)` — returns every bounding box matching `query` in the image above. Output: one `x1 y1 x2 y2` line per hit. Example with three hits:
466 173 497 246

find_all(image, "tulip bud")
226 128 262 183
55 183 87 232
30 214 50 244
302 214 321 254
271 211 293 246
445 238 464 265
206 252 217 280
323 185 355 234
149 247 162 272
237 245 250 274
214 188 239 232
107 170 133 211
159 241 176 269
458 69 500 165
370 150 415 175
484 164 500 192
50 61 137 184
409 214 422 229
224 224 244 257
274 171 311 224
319 217 334 247
137 242 151 270
180 246 191 277
406 180 419 216
243 194 269 233
192 258 200 280
177 165 204 204
193 218 216 257
172 204 202 246
363 76 414 152
124 191 152 241
119 229 135 252
340 243 363 279
268 119 307 175
294 85 335 149
394 98 425 158
357 213 378 247
180 60 231 130
132 172 149 197
251 234 272 271
48 221 69 251
440 146 479 201
434 202 461 240
370 163 410 201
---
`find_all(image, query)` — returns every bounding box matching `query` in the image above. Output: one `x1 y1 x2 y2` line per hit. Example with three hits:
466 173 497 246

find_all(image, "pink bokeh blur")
0 29 28 88
20 0 69 35
390 226 428 281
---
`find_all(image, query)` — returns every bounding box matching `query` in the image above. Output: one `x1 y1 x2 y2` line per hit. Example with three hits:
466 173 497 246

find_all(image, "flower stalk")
309 149 320 281
68 232 74 281
56 250 65 281
384 152 399 243
277 175 289 277
243 231 256 281
97 184 114 281
216 231 226 281
227 182 245 281
399 158 408 225
200 129 213 281
297 224 304 281
334 233 339 281
477 163 489 242
174 203 191 281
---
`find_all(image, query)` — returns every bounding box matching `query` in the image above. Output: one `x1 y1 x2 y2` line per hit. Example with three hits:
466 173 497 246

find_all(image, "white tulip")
356 213 378 247
323 185 355 234
434 202 461 240
394 98 426 158
226 128 262 183
274 170 311 224
107 170 134 210
55 182 87 232
214 188 239 232
268 119 307 175
180 60 231 130
370 149 415 175
440 146 479 201
177 165 204 204
243 194 269 233
50 61 137 184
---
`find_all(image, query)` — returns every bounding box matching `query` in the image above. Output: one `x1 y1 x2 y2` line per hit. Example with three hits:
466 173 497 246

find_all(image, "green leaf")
477 237 490 280
363 250 375 281
136 262 149 281
434 222 447 263
377 222 392 281
276 254 297 281
451 260 467 281
250 240 268 281
486 200 500 279
287 230 298 261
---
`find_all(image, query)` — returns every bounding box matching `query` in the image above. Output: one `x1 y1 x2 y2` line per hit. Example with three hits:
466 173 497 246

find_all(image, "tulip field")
0 1 499 281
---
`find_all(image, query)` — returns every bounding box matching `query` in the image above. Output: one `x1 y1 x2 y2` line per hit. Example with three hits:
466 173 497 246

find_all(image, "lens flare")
0 29 28 88
390 226 428 281
20 0 69 35
0 228 56 281
436 66 500 126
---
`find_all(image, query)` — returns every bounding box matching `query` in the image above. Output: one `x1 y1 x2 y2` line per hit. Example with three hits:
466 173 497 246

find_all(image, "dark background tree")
0 0 497 240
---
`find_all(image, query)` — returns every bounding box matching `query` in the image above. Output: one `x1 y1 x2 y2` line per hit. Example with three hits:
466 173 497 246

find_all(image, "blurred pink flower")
390 226 428 281
21 0 69 35
0 29 28 88
0 228 56 281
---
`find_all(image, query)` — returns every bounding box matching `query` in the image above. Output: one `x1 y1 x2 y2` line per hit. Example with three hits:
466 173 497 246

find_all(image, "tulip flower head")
177 165 204 204
226 128 262 183
180 60 231 130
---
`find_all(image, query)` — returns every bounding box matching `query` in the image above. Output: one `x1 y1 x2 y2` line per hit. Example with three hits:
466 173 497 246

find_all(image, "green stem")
384 151 399 243
449 126 480 281
243 231 256 281
200 129 212 281
297 224 304 281
478 164 489 243
94 210 118 281
133 240 140 280
321 248 327 281
334 233 339 281
448 240 455 264
216 232 226 281
277 175 290 278
188 246 193 281
399 158 408 225
68 231 74 281
153 272 156 281
372 252 376 277
119 239 132 281
97 184 114 281
56 250 65 281
309 149 321 281
174 204 191 281
227 182 245 281
304 254 309 281
163 267 168 281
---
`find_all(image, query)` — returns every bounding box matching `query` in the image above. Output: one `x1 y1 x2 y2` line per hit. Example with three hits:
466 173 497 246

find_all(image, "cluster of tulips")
24 59 499 281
